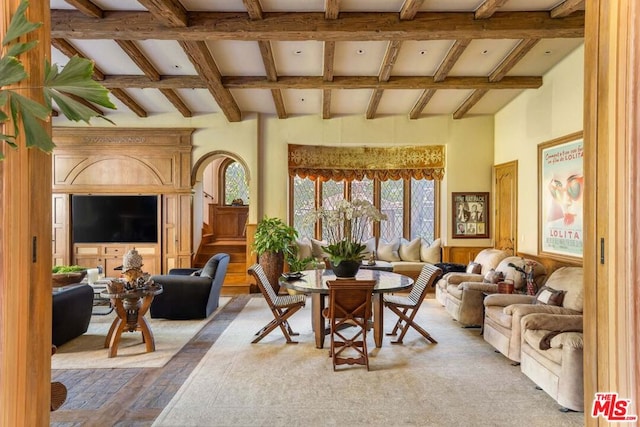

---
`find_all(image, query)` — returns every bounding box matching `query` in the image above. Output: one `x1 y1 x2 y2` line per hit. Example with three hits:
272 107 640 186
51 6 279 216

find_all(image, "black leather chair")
150 253 230 320
52 284 94 347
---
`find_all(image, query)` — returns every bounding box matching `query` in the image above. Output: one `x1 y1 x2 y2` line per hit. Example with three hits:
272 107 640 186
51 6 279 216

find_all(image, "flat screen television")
71 195 158 243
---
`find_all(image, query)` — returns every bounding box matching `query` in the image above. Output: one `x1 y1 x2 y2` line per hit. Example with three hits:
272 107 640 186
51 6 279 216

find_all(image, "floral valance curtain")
287 144 445 182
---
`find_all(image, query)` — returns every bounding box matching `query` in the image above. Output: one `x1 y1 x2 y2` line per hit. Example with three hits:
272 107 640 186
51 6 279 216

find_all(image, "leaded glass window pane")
224 161 249 205
350 178 374 239
292 176 315 238
380 179 404 241
410 178 435 241
321 180 345 240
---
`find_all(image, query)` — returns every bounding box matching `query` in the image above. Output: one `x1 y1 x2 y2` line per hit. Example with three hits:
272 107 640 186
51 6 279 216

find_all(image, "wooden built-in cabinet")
73 243 160 276
442 246 490 264
210 205 248 239
51 128 194 274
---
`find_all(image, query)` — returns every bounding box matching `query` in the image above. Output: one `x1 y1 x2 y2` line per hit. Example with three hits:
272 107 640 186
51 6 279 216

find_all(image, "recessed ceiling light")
300 98 305 102
544 50 553 55
356 49 365 55
293 49 303 55
173 64 181 69
419 50 427 55
481 50 489 55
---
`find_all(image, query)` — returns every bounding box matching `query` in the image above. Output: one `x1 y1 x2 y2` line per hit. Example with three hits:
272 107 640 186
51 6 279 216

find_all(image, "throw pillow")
296 237 313 260
535 286 566 306
310 238 329 259
483 268 504 284
399 237 421 262
359 237 377 258
466 262 482 274
420 238 441 264
377 238 401 262
189 269 202 277
200 258 219 279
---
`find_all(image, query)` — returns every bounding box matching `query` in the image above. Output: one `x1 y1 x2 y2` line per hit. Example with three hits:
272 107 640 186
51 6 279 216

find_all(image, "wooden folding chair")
248 264 306 344
384 264 442 344
324 279 376 371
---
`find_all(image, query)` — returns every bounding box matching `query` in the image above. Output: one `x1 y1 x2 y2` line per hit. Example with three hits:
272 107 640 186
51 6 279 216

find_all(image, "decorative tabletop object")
305 199 387 278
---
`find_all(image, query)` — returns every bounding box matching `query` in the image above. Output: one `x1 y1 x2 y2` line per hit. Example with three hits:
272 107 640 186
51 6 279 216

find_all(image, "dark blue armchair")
150 253 230 320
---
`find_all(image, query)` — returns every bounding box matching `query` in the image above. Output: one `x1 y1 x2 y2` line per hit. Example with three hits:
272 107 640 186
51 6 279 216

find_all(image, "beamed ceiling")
49 0 585 122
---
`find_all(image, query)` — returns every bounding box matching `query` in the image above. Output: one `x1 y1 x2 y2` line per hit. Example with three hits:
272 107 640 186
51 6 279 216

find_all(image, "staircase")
194 234 251 295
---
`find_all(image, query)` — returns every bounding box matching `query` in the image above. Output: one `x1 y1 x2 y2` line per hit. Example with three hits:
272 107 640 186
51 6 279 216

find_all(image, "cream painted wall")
260 113 494 245
54 98 496 248
494 44 584 255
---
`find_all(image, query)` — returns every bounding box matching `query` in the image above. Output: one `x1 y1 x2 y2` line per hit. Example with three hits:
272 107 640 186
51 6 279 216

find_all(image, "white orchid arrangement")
305 199 387 266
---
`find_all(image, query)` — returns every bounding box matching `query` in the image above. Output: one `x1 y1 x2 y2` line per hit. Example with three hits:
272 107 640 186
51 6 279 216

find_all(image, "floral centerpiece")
305 199 387 277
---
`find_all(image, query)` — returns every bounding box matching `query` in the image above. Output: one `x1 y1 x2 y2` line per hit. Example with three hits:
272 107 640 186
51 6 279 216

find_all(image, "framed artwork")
538 131 584 261
452 192 490 238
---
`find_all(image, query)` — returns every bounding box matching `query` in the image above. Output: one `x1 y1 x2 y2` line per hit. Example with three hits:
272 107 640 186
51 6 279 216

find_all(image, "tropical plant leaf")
20 109 55 152
2 0 41 46
44 57 116 109
0 56 28 87
10 92 50 120
5 40 37 58
49 91 103 123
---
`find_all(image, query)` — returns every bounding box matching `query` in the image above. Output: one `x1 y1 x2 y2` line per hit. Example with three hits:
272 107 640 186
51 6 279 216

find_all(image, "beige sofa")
435 248 508 308
483 266 583 363
520 313 584 412
444 256 546 327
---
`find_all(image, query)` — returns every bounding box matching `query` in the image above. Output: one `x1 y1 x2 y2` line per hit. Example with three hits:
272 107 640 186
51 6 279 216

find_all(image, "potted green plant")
1 0 115 160
252 216 298 293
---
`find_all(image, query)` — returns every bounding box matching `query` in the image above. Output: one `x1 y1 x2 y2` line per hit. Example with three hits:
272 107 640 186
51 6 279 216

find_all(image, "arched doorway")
192 152 251 294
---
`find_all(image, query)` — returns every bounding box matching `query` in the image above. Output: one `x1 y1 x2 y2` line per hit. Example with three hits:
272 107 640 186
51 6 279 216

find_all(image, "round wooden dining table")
279 268 413 349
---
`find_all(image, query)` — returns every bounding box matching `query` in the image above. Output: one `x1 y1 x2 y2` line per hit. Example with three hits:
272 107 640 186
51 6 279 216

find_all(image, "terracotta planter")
330 260 361 278
259 252 285 294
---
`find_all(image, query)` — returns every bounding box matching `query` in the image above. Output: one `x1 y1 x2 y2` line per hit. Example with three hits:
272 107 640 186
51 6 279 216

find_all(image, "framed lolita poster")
538 131 584 261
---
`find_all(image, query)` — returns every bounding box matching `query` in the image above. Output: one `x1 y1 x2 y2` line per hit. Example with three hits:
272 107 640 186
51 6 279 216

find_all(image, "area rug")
153 297 584 427
52 297 231 370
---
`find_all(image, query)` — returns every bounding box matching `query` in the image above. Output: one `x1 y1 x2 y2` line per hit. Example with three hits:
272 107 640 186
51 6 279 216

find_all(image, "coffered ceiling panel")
47 0 585 122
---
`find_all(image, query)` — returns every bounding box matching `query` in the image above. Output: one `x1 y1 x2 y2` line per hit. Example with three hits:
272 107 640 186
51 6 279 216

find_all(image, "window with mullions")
290 176 438 242
223 161 249 205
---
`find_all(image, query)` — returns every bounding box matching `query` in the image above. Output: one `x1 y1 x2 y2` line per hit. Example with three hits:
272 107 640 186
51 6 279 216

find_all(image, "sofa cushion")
310 238 329 259
535 286 566 306
483 269 504 284
190 269 202 277
296 237 314 260
522 329 563 364
399 238 421 262
420 238 441 264
543 267 584 312
377 238 401 262
467 262 482 274
200 258 219 278
391 261 426 273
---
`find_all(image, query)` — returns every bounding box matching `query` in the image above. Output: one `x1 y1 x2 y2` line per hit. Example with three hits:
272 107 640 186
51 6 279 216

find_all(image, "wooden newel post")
0 1 53 425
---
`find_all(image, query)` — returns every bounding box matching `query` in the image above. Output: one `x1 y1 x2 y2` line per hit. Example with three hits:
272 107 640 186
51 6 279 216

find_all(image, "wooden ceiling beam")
50 10 586 41
550 0 584 18
474 0 509 20
99 74 542 90
325 0 340 20
453 89 488 119
433 39 471 82
489 38 540 82
179 41 242 122
159 88 193 117
109 88 148 117
136 0 188 27
399 0 425 20
63 0 103 19
409 88 436 119
322 89 332 119
323 41 335 82
258 41 287 119
51 38 106 80
242 0 263 20
115 40 160 81
367 40 403 119
366 89 384 120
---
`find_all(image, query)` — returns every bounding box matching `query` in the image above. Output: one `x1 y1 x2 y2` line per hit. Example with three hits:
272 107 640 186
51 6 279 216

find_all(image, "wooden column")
0 1 52 425
584 1 639 425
